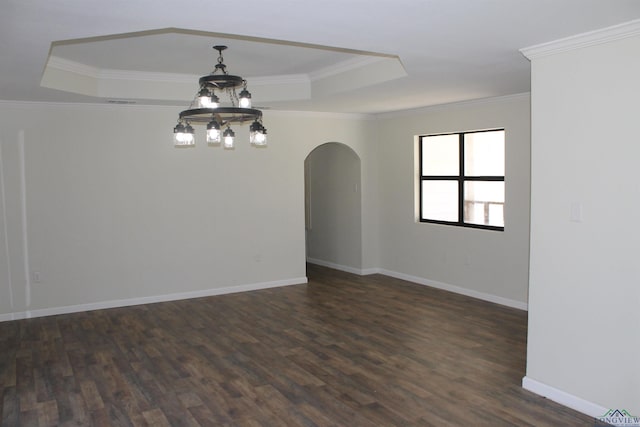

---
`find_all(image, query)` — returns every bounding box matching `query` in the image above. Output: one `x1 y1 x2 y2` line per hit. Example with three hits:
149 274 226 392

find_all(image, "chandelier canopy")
173 45 267 149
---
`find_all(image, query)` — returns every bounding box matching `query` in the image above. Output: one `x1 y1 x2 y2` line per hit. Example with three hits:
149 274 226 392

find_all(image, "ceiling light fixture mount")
173 45 267 149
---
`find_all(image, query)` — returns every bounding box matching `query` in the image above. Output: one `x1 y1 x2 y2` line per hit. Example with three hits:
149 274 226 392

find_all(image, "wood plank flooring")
1 264 597 426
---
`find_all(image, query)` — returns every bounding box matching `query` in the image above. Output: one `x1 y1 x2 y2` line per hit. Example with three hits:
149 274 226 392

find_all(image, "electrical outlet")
33 271 41 283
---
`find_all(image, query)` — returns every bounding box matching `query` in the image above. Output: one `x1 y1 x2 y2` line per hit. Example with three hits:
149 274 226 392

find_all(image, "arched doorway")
304 142 362 272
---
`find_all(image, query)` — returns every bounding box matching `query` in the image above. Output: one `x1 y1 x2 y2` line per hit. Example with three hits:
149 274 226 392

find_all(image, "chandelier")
173 45 267 149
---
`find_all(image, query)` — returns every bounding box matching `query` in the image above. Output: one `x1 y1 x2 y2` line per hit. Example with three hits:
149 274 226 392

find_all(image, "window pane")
464 181 504 227
464 130 504 176
422 180 458 222
421 134 459 175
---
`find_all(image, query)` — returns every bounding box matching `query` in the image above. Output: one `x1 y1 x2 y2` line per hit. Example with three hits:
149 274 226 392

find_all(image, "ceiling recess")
40 28 406 107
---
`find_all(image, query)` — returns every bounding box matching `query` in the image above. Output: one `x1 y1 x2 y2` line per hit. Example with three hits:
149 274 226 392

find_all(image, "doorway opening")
304 142 362 274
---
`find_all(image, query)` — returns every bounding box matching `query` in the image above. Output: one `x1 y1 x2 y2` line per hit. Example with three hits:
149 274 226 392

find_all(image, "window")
419 129 505 230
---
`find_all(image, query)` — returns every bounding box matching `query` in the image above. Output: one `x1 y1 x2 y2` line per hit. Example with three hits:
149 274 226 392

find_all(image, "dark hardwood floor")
1 264 596 426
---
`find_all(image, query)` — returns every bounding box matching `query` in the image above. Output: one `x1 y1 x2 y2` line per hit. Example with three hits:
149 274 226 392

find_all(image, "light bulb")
253 132 267 146
206 119 221 144
249 120 267 146
197 88 211 108
173 123 194 147
209 92 220 108
238 88 252 108
223 128 235 149
207 128 220 144
181 123 195 146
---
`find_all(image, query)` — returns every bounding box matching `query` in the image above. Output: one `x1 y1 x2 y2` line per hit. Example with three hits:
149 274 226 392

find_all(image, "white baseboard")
0 312 21 322
4 262 527 321
522 376 607 418
305 258 527 311
306 257 376 276
0 276 307 322
378 268 528 311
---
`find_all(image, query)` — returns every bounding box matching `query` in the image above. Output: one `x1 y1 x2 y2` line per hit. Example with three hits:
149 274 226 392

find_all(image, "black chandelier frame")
174 45 267 146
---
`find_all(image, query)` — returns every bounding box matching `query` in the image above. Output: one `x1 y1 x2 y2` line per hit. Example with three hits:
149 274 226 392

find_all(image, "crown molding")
0 99 374 120
374 92 531 119
0 99 178 110
46 56 100 78
99 68 195 84
250 73 310 87
265 109 373 121
309 55 392 81
47 56 196 83
1 93 527 121
46 57 314 89
521 18 640 60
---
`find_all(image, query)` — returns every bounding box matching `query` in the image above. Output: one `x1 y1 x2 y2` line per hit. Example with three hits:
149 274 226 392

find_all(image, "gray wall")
0 104 378 318
0 97 530 318
374 95 531 307
525 32 640 414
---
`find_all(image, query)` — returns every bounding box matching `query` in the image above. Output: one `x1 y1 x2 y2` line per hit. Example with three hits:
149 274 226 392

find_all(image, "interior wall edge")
0 137 15 312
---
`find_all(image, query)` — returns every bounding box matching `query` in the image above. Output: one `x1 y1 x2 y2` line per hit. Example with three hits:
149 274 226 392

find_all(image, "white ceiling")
2 0 640 114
